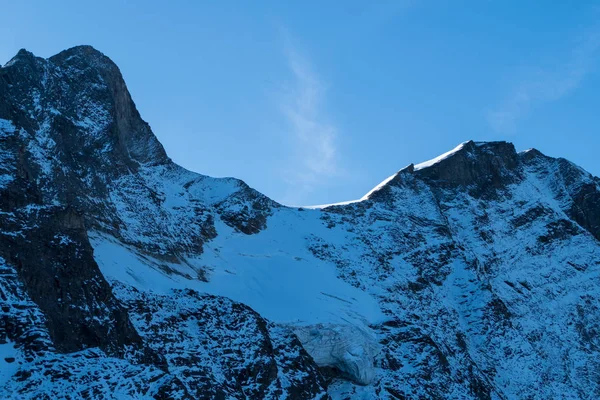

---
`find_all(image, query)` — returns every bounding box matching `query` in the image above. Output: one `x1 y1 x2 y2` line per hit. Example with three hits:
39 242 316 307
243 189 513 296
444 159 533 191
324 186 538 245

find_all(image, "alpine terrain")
1 46 599 399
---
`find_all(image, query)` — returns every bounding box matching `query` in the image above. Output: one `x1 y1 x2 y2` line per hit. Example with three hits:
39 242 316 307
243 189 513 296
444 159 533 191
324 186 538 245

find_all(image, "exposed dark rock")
413 141 520 191
1 45 600 400
0 46 314 399
569 182 600 241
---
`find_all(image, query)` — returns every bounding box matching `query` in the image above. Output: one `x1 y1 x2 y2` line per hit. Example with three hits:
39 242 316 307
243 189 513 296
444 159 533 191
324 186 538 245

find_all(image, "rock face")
0 46 323 399
114 284 328 399
1 46 600 399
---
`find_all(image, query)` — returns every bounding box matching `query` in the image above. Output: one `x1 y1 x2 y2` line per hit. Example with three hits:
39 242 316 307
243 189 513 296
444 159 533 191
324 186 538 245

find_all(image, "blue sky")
2 1 599 205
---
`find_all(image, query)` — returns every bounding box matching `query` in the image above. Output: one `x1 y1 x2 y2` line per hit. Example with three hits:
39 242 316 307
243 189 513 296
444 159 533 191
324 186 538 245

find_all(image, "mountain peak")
1 45 168 167
3 46 109 69
15 48 35 59
48 45 118 73
413 140 519 171
311 141 522 207
367 141 517 195
413 140 475 171
61 44 104 55
50 45 107 60
3 48 39 68
410 140 519 188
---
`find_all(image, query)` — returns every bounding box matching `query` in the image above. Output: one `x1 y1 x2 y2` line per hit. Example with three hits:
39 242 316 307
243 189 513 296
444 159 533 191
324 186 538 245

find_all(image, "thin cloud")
488 27 600 134
280 42 344 204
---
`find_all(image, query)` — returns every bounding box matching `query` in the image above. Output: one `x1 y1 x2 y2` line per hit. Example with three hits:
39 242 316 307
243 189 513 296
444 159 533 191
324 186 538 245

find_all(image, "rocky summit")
0 46 599 400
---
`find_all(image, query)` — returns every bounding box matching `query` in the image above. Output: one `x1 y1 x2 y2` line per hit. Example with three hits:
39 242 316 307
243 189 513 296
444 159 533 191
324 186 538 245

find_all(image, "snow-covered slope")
1 46 600 399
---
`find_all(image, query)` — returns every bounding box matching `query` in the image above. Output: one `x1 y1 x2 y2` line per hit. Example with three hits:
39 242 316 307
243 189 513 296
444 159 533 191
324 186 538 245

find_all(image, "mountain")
1 46 599 399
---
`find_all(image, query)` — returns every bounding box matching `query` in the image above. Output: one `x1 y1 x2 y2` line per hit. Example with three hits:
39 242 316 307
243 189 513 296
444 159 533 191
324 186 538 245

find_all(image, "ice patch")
292 324 380 385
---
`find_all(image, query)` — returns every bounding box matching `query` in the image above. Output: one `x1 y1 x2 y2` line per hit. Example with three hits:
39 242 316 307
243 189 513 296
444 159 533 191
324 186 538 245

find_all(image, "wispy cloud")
279 41 344 204
488 27 600 134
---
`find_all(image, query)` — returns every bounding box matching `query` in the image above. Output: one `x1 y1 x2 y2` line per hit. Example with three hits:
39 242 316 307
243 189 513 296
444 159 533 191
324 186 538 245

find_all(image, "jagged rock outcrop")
115 284 329 399
1 46 600 399
0 46 323 399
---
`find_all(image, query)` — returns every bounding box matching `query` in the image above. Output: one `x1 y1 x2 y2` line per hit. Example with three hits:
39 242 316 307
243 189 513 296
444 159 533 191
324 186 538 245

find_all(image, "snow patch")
0 174 14 188
304 142 470 208
90 235 194 293
0 118 16 132
91 218 384 329
0 341 20 387
413 141 469 171
304 171 401 209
